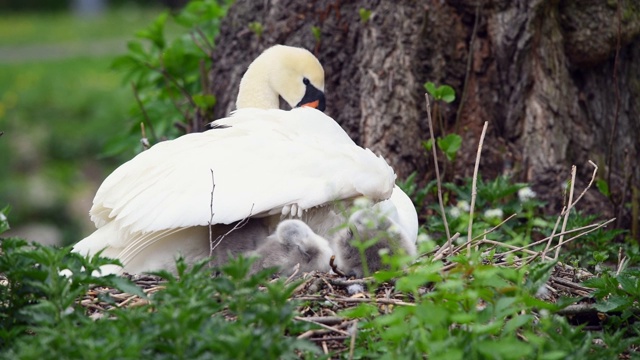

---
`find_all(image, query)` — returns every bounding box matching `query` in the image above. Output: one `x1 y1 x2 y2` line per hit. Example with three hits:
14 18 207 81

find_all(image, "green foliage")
397 172 436 211
343 256 634 359
596 179 610 197
0 245 314 357
425 175 549 247
0 237 134 349
358 8 372 24
425 82 456 103
248 21 264 38
0 208 315 358
311 25 322 43
423 133 463 162
110 0 233 153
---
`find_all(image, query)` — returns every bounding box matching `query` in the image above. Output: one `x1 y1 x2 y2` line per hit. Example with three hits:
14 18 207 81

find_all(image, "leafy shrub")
108 0 234 156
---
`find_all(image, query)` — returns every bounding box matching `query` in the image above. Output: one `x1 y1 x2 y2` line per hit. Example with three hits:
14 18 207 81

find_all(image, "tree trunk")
207 0 640 237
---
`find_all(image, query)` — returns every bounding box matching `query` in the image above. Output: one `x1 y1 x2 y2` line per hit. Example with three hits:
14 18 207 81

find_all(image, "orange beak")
300 100 320 109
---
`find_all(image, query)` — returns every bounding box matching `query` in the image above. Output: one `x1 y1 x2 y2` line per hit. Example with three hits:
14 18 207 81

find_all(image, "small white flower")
518 187 536 202
449 206 461 219
417 233 432 243
456 200 470 212
483 208 504 220
0 212 6 222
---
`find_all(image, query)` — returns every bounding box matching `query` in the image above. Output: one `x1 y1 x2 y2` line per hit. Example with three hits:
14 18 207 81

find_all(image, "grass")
0 6 179 244
0 6 177 47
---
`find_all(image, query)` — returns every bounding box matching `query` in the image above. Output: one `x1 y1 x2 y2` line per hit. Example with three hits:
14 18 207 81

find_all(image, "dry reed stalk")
424 94 452 243
468 121 489 255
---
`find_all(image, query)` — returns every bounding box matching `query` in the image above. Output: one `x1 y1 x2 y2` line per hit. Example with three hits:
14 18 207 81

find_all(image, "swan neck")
236 65 279 110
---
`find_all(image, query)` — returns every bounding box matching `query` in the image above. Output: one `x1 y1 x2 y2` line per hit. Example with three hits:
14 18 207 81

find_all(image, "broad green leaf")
437 133 462 161
596 179 610 197
617 273 640 296
136 11 168 49
424 81 437 96
594 295 632 312
439 85 456 103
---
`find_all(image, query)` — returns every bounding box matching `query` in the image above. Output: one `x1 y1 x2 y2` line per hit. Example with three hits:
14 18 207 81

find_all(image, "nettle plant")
0 206 316 359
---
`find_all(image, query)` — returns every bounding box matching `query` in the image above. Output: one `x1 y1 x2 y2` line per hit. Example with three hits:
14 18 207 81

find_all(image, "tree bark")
207 0 640 236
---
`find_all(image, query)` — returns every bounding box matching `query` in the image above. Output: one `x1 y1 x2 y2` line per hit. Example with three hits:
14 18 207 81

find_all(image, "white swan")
74 45 414 275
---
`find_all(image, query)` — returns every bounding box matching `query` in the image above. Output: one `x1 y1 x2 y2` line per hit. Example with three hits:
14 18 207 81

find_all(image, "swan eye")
303 78 310 85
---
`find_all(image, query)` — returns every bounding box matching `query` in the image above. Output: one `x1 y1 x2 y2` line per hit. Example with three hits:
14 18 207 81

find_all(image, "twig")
294 316 350 336
425 93 452 242
131 82 157 143
473 213 517 241
570 160 598 208
348 319 358 360
139 123 150 150
542 214 562 261
432 233 460 261
285 263 301 285
493 219 615 259
556 166 577 260
211 204 255 254
208 170 216 257
468 121 489 255
330 255 347 277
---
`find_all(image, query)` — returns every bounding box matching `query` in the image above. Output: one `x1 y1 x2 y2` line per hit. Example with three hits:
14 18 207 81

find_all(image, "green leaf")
596 179 610 197
104 276 147 299
503 314 534 333
424 81 437 96
437 133 462 161
439 85 456 103
594 295 633 312
136 11 168 49
617 273 640 296
359 8 372 23
192 94 217 109
476 338 534 359
310 26 322 42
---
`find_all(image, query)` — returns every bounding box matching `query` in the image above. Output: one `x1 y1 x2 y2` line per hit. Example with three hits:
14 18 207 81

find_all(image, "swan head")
236 45 326 111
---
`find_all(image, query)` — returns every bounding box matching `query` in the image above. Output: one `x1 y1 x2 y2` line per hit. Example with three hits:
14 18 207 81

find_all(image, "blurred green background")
0 0 182 245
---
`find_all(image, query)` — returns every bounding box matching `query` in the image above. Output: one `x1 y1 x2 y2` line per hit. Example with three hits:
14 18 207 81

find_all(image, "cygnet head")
236 45 326 112
250 219 333 276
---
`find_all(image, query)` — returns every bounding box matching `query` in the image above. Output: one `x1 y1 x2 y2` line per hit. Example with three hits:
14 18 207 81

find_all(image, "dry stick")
211 204 255 253
437 213 518 260
468 121 489 255
348 320 358 360
541 214 563 261
424 94 452 244
472 213 518 241
432 233 460 261
131 82 157 142
494 219 614 266
294 316 350 337
208 170 216 257
139 123 150 150
555 166 577 260
544 161 598 260
493 220 613 258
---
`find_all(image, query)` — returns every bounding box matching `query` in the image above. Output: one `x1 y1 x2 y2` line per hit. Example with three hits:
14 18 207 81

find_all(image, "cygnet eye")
303 78 310 85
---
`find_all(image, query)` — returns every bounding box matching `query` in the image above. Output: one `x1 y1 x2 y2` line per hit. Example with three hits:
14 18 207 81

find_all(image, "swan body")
74 45 417 276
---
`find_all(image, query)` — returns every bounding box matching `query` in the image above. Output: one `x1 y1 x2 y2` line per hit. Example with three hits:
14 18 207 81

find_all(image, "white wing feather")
90 107 396 236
